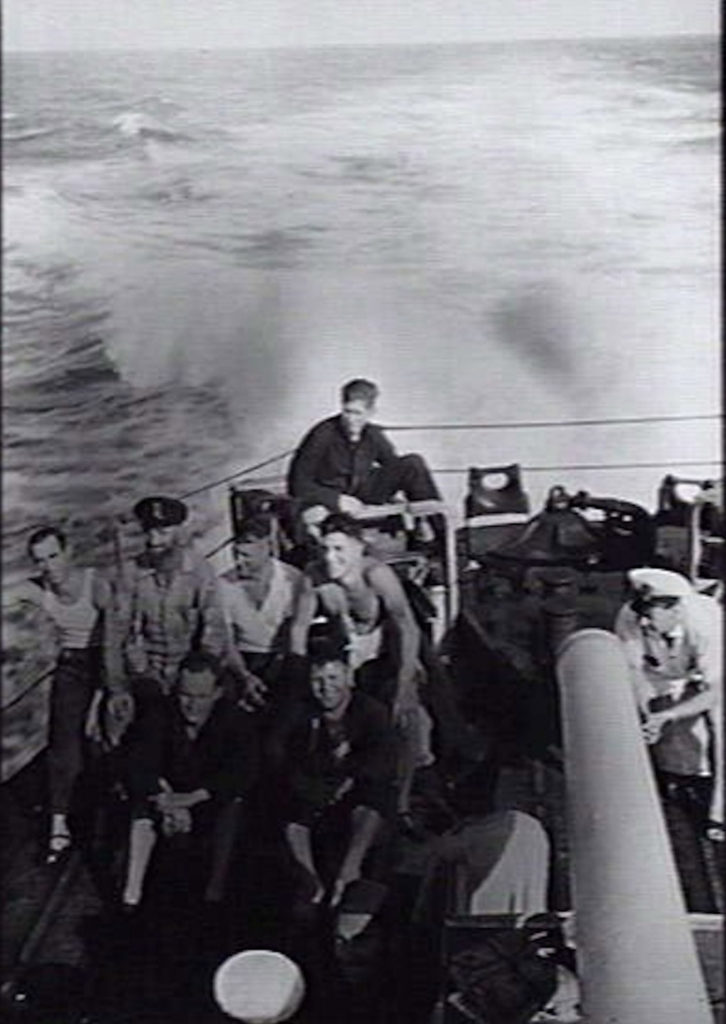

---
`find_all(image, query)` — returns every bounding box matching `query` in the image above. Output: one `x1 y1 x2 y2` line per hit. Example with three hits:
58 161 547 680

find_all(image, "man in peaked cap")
615 567 723 907
115 495 229 707
134 495 188 531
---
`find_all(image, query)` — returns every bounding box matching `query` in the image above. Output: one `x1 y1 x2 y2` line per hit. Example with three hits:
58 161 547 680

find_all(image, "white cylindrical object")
213 950 305 1023
556 629 711 1024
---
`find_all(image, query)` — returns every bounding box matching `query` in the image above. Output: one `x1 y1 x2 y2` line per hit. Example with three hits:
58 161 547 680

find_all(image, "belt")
59 647 97 662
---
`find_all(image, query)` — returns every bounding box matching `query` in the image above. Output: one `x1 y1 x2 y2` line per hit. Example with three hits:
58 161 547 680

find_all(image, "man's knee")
398 453 427 474
397 453 439 498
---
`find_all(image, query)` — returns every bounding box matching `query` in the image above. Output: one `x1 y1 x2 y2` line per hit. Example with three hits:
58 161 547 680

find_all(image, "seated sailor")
287 378 441 540
219 513 303 713
120 651 258 909
268 643 397 914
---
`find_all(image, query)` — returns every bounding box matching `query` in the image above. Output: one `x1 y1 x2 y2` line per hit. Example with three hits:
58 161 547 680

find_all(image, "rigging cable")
175 413 721 500
383 412 722 432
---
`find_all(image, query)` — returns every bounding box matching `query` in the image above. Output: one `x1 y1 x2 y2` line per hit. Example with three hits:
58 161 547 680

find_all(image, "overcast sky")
3 0 719 51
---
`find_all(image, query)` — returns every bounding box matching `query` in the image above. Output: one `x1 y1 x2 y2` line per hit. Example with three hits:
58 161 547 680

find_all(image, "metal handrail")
2 668 54 713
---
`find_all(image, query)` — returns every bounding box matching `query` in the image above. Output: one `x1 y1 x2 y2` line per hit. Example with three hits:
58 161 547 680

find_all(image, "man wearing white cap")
615 568 723 904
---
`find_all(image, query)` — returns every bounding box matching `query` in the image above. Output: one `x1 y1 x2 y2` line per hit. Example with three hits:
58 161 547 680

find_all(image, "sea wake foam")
2 37 720 579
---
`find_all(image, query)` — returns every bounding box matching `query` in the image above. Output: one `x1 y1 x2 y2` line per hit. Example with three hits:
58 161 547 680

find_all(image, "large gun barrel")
556 629 711 1024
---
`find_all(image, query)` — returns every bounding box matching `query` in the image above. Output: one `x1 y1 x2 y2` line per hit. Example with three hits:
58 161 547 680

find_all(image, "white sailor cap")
628 568 692 600
213 950 305 1023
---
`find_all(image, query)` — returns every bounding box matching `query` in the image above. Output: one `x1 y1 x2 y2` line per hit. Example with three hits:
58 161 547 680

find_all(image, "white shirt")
220 559 301 654
615 593 723 778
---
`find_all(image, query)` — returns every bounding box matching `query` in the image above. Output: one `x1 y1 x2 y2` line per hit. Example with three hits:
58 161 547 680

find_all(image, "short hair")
309 640 350 669
341 379 378 407
308 618 349 665
234 514 273 543
320 512 364 542
27 526 67 559
177 650 222 684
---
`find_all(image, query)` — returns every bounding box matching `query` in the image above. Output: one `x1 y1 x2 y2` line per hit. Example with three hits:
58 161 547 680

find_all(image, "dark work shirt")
125 697 259 803
270 691 397 823
287 415 398 509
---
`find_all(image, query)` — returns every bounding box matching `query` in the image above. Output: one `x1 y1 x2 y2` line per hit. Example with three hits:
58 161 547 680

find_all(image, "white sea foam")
2 39 720 546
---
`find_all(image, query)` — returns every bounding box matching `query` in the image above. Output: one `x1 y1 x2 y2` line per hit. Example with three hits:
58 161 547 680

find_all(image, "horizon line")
2 29 717 55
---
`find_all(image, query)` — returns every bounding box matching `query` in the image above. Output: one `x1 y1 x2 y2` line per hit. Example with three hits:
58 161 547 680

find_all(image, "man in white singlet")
218 514 303 713
10 526 123 863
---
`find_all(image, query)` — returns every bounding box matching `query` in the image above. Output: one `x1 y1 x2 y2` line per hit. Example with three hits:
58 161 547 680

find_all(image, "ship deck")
1 563 723 1023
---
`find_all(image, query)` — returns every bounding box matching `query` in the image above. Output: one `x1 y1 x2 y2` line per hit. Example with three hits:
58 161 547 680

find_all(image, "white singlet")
41 568 98 649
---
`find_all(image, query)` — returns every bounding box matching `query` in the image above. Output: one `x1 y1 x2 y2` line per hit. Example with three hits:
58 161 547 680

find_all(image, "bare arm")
156 787 211 810
369 563 420 691
289 573 319 657
197 563 231 662
285 822 325 903
644 682 719 744
92 573 128 695
330 805 384 907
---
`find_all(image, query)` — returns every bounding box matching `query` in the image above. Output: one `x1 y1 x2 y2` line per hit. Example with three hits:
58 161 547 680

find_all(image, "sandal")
46 826 72 865
705 821 724 843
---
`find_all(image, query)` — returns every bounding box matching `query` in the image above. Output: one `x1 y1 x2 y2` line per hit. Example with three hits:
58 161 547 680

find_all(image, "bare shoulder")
278 559 303 584
365 558 401 592
316 579 342 605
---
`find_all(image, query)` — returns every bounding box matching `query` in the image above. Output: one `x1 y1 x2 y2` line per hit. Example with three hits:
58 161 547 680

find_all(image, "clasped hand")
641 712 669 745
238 671 268 712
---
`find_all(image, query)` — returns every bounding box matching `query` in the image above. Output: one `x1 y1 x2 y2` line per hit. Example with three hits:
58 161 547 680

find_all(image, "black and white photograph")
2 2 722 1022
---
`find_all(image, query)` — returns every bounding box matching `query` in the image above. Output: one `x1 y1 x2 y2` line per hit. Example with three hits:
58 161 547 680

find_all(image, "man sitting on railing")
287 379 442 542
615 567 723 908
120 651 258 910
7 525 124 864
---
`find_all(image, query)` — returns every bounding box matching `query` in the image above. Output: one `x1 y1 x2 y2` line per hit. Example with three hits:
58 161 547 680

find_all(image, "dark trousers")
132 797 244 901
48 649 98 814
657 771 718 912
354 454 440 505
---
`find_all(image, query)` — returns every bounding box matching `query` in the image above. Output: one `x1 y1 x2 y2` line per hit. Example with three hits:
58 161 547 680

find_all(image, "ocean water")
3 35 721 588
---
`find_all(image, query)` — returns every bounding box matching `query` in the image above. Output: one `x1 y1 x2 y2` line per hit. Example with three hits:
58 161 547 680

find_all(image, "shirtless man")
9 526 124 862
289 513 434 820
